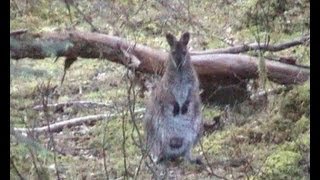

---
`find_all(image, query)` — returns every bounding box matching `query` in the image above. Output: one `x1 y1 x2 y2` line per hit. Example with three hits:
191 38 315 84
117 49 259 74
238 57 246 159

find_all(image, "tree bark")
10 30 309 104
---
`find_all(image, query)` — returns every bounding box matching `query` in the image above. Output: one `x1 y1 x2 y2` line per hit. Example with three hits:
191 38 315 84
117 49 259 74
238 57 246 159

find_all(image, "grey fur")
144 32 203 164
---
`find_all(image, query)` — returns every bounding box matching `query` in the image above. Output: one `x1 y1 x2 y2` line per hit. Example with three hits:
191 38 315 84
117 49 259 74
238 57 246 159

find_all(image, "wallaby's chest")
172 83 190 104
167 73 194 105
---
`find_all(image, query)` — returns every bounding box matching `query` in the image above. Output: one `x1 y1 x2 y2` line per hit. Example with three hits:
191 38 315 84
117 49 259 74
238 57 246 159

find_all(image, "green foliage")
201 131 225 155
260 150 302 179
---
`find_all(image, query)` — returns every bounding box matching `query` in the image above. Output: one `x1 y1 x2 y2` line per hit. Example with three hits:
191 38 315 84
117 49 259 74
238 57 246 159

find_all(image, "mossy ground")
10 58 310 179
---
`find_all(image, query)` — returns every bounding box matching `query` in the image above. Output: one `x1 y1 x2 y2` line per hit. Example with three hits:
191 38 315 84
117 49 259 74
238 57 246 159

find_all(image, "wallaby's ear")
166 33 176 47
180 32 190 46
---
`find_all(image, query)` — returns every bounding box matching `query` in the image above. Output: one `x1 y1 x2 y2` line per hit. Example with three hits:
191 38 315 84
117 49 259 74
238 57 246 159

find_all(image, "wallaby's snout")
169 137 183 149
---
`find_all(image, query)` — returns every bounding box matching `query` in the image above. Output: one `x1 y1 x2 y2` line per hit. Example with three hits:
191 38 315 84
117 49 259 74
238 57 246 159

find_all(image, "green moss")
261 150 302 179
200 127 233 156
292 115 310 138
295 132 310 152
202 106 221 121
201 136 223 155
265 113 292 132
277 141 298 153
280 82 310 121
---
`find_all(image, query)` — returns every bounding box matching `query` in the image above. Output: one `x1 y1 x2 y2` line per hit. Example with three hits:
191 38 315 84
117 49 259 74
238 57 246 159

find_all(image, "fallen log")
10 30 309 103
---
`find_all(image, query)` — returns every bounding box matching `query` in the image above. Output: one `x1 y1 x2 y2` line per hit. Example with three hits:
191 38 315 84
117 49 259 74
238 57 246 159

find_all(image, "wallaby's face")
166 32 190 69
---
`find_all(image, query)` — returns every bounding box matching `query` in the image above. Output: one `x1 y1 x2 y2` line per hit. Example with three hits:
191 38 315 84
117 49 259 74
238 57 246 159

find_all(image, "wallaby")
144 32 203 164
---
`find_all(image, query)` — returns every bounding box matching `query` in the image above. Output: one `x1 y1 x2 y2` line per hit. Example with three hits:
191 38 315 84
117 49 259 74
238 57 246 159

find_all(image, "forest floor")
10 57 310 179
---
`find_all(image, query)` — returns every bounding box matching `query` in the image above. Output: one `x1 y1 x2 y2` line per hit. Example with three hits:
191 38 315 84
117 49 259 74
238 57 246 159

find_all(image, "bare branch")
33 100 113 111
191 34 310 55
10 29 28 36
14 108 145 133
250 86 292 100
10 157 26 180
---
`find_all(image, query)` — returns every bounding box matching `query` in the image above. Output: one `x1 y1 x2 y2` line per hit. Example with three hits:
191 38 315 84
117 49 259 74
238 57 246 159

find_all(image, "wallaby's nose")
169 137 183 149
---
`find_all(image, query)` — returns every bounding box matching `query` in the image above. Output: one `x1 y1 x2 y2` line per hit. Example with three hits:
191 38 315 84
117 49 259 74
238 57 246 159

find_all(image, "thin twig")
27 146 42 180
72 2 100 32
125 68 145 179
10 157 25 180
119 104 129 179
199 140 228 180
102 124 110 180
63 0 73 24
40 81 61 180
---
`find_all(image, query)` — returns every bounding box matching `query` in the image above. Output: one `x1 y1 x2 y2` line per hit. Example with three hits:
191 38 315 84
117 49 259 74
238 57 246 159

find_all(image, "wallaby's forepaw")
156 156 165 164
185 155 204 165
195 157 204 165
190 156 203 165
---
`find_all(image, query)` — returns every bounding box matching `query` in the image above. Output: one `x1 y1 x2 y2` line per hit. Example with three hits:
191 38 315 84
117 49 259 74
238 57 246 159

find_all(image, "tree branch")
190 34 310 55
33 100 113 111
10 29 28 36
14 108 145 133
